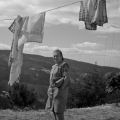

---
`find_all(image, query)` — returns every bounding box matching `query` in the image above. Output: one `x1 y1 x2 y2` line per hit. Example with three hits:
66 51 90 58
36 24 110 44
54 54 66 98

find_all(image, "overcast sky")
0 0 120 68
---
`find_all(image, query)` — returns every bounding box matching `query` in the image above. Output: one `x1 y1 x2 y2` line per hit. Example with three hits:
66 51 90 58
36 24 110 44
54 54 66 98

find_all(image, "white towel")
9 12 46 43
21 12 46 43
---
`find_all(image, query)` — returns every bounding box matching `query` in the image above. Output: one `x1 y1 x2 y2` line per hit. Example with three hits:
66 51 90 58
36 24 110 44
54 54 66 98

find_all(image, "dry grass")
0 104 120 120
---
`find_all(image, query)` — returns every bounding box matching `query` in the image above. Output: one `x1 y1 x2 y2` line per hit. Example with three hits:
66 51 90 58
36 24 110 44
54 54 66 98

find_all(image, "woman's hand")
54 77 64 88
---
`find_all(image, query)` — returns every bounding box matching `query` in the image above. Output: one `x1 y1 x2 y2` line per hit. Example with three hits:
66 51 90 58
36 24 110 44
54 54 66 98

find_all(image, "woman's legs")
53 111 57 120
56 113 64 120
52 111 64 120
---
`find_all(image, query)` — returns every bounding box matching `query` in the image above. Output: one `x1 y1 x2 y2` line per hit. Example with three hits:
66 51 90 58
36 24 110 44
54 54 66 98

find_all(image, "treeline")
0 83 45 109
67 71 120 108
0 70 120 110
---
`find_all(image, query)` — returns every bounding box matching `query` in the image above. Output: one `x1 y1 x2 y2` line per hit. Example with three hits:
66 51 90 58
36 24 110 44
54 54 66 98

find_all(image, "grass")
0 104 120 120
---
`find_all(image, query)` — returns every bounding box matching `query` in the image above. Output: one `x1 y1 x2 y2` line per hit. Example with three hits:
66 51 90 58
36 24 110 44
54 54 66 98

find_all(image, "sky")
0 0 120 68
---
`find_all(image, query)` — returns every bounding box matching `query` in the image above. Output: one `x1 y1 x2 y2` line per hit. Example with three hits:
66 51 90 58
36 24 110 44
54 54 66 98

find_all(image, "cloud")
72 42 104 52
96 24 120 33
73 42 98 48
25 44 58 52
24 42 100 53
0 43 10 49
0 42 120 68
23 42 120 57
103 49 120 57
0 0 120 34
0 0 80 26
24 43 58 56
96 35 108 39
46 13 80 26
107 0 120 18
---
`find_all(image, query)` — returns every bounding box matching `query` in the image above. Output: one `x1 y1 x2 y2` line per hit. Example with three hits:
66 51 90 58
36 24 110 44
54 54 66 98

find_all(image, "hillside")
0 50 120 97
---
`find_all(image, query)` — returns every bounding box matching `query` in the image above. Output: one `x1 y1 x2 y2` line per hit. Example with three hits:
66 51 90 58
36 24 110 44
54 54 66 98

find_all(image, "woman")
45 49 70 120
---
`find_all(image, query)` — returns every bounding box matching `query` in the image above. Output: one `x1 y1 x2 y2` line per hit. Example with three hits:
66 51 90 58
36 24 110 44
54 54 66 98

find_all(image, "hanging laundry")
8 12 46 86
8 16 25 86
79 0 108 30
8 16 27 67
92 0 108 26
8 37 25 86
8 12 46 66
9 12 46 43
79 0 98 30
79 0 88 22
22 12 46 43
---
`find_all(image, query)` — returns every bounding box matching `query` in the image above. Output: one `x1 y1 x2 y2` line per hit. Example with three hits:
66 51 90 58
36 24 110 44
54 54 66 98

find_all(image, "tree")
9 83 37 108
105 72 120 104
67 70 106 108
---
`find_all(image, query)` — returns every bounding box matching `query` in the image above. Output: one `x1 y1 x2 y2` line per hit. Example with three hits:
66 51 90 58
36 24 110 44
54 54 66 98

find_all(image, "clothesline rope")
0 0 81 21
41 0 81 13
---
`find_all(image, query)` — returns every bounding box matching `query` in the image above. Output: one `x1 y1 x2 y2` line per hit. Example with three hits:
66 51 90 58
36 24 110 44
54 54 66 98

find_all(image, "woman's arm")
61 69 70 89
54 77 64 88
54 62 70 88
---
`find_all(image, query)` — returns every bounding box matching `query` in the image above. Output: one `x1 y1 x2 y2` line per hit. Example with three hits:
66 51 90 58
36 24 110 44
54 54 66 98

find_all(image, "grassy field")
0 104 120 120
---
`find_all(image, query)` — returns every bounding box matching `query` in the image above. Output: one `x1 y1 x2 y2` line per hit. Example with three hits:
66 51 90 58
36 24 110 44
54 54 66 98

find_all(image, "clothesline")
41 0 81 13
7 0 117 86
0 0 82 21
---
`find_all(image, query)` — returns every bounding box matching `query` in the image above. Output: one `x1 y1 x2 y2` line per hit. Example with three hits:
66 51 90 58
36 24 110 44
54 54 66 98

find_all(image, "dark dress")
45 61 70 113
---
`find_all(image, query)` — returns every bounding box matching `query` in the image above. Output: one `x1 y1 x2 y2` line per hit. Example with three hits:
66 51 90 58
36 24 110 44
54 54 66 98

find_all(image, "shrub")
106 72 120 93
0 91 12 109
9 83 37 108
105 72 120 103
67 71 106 108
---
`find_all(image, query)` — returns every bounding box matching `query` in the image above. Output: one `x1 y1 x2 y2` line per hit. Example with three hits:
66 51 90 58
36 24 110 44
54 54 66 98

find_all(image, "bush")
106 72 120 93
105 72 120 103
67 71 106 108
0 92 12 109
9 83 37 108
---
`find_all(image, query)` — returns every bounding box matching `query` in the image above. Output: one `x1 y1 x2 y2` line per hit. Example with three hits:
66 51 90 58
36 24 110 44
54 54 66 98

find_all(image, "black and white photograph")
0 0 120 120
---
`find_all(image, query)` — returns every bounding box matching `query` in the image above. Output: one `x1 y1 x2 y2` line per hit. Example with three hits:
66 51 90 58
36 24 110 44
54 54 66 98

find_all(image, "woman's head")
53 49 64 64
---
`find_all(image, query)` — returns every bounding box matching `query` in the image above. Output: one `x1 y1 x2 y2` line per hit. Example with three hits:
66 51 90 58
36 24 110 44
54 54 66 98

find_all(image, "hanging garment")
9 12 45 43
79 0 97 30
8 16 27 67
79 1 88 21
9 13 46 43
79 0 108 30
22 12 46 43
87 0 98 30
8 16 26 86
8 36 25 86
79 0 88 22
8 12 46 86
92 0 108 26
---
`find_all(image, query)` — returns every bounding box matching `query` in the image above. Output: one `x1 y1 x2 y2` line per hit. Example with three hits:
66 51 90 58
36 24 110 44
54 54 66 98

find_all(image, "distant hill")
0 50 120 97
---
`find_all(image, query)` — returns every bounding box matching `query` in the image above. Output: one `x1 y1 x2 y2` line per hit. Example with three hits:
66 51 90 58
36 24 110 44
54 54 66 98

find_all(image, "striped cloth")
79 0 89 22
92 0 108 26
79 0 108 30
8 16 26 35
8 16 27 67
79 0 97 30
8 19 16 33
